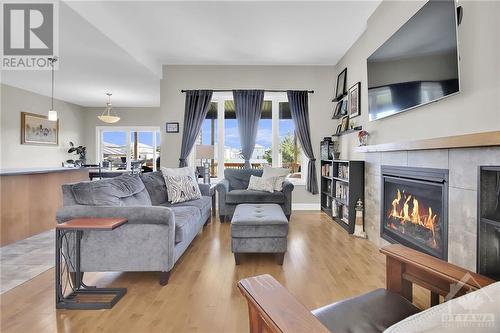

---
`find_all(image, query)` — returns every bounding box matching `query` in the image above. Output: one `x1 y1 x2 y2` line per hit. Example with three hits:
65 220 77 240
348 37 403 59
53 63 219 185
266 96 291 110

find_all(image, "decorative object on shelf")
166 122 180 133
334 68 347 101
331 137 340 160
348 82 361 118
340 115 349 132
67 142 87 166
196 144 214 184
358 130 369 146
353 199 367 239
21 112 58 145
98 93 120 123
47 56 58 121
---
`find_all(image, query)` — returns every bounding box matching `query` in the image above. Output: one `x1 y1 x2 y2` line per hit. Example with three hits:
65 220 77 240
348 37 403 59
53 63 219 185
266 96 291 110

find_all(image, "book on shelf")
338 165 349 179
321 164 334 177
335 182 349 201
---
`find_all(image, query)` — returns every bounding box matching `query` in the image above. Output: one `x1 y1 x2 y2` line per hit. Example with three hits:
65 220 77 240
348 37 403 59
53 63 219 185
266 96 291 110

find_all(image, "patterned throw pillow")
165 175 201 204
262 165 290 191
247 175 275 193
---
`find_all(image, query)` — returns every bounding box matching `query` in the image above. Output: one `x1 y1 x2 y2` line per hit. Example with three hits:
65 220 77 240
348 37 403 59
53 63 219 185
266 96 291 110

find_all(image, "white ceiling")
2 1 381 107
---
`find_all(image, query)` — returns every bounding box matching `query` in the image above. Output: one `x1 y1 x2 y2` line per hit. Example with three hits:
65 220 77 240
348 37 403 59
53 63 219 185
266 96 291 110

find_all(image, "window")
97 127 161 172
195 102 218 178
195 93 307 184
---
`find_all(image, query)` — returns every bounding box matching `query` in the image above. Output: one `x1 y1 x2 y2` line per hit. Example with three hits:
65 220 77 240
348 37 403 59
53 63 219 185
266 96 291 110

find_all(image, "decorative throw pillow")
247 175 275 193
165 175 202 204
262 165 290 191
161 167 200 203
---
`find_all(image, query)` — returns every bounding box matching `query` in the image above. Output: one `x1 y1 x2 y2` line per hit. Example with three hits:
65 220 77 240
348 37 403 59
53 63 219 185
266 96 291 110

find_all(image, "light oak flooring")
1 211 389 333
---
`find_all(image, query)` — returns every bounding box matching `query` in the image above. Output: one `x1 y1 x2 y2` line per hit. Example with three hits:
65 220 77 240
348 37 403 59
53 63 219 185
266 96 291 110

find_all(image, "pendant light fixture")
48 56 58 121
98 93 120 123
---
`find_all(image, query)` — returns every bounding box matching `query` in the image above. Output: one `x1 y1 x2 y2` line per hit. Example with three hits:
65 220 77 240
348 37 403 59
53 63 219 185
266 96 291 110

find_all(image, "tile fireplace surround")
362 147 500 271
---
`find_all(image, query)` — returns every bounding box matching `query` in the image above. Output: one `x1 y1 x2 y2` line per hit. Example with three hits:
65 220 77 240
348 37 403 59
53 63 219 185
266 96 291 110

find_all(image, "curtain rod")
180 89 314 93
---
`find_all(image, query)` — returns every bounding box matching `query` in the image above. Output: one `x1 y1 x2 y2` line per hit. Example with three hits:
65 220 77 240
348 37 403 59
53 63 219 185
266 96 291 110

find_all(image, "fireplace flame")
388 188 439 249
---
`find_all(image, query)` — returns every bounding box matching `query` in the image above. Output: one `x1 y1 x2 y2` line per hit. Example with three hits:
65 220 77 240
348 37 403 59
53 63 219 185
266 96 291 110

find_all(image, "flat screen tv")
367 0 460 121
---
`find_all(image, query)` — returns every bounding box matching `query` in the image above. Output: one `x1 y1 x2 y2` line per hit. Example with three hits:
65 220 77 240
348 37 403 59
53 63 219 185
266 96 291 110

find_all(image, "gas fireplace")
381 166 448 260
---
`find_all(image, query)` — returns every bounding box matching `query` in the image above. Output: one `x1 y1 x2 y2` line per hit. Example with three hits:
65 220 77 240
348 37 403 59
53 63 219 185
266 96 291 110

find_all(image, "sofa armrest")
56 205 174 226
282 180 294 193
380 244 495 304
238 274 330 333
198 183 211 196
216 179 230 193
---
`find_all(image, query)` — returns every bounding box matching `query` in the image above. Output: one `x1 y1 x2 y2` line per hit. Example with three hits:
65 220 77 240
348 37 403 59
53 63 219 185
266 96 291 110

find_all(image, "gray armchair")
216 169 294 222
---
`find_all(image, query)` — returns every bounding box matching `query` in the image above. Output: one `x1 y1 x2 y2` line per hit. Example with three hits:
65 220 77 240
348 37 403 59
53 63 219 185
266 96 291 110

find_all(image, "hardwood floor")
1 211 387 333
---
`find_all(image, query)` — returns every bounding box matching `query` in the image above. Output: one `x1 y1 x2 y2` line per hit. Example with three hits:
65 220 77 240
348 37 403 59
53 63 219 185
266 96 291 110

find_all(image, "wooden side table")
55 217 128 309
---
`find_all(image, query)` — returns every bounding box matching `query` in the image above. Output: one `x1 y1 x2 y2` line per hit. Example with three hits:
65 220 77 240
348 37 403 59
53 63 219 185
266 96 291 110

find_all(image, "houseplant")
67 142 87 166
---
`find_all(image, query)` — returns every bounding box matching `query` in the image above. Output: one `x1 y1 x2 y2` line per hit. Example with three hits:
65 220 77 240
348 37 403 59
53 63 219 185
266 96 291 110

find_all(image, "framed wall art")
21 112 59 145
166 122 180 133
348 82 361 118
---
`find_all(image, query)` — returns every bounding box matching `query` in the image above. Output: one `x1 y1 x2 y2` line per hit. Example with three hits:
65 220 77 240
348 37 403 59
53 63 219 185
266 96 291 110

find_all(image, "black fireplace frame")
380 166 449 260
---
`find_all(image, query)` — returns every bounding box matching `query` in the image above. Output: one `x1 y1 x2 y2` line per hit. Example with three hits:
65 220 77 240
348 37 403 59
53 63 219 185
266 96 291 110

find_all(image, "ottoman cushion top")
231 204 288 238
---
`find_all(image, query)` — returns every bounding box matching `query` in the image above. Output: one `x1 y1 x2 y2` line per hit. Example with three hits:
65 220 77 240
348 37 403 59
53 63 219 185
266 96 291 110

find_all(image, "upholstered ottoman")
231 203 288 265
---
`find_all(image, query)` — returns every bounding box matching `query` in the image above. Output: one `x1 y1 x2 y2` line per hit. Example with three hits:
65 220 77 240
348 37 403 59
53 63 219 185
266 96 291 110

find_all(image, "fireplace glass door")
382 176 447 259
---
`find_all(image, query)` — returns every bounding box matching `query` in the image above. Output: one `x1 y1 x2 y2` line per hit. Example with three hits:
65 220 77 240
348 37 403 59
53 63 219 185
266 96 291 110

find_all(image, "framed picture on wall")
348 82 361 118
21 112 59 145
340 116 349 132
165 122 179 133
334 68 347 100
332 100 343 119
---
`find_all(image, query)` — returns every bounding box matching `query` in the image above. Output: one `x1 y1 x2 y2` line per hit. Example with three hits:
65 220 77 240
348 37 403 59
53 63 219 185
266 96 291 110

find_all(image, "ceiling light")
98 93 120 123
48 56 58 121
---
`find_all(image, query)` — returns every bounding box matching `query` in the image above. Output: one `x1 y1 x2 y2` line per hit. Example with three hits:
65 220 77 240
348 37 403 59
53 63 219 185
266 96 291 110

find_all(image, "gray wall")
0 84 86 169
334 0 500 157
160 65 338 205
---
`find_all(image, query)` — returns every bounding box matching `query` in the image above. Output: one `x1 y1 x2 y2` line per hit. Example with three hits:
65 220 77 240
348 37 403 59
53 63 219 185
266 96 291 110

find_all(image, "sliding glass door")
97 127 161 171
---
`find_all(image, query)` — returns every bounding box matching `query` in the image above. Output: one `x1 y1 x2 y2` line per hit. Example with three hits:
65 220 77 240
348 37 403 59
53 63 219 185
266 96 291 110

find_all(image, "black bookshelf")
320 149 364 234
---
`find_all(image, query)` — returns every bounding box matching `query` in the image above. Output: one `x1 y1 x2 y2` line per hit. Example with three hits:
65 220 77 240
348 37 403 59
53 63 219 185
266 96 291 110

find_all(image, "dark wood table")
55 217 128 309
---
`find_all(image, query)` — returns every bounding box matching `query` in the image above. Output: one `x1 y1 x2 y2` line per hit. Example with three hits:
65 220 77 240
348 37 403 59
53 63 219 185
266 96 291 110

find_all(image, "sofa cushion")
226 189 285 204
247 175 274 193
385 281 500 333
161 196 211 216
312 288 420 333
262 165 290 191
224 169 263 190
169 206 201 244
140 171 168 205
71 174 152 207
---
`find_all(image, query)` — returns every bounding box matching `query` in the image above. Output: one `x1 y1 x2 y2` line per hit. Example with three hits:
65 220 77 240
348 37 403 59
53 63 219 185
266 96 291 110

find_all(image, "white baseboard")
292 203 320 210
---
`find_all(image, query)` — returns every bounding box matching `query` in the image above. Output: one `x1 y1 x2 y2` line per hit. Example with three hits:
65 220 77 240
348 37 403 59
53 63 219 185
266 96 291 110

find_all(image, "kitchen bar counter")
0 166 86 176
0 167 89 246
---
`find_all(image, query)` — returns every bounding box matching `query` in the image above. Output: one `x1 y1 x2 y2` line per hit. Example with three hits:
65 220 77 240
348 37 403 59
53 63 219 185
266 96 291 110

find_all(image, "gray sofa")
56 172 211 285
216 169 294 222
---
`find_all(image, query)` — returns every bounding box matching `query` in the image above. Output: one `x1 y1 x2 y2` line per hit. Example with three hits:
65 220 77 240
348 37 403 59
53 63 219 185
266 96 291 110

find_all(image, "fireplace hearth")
381 166 448 260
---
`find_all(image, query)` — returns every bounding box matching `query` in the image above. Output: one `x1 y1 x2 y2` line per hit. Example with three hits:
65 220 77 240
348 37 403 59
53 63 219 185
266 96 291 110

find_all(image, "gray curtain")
233 90 264 169
179 90 213 167
287 90 318 194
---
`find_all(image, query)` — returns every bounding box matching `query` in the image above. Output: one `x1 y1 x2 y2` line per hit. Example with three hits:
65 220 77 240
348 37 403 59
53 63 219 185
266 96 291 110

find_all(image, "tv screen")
367 0 460 121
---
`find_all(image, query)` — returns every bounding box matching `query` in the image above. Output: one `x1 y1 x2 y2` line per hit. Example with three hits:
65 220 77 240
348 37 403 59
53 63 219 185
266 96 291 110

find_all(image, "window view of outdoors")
197 102 218 177
198 98 304 180
101 129 160 171
279 102 302 179
102 131 127 170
